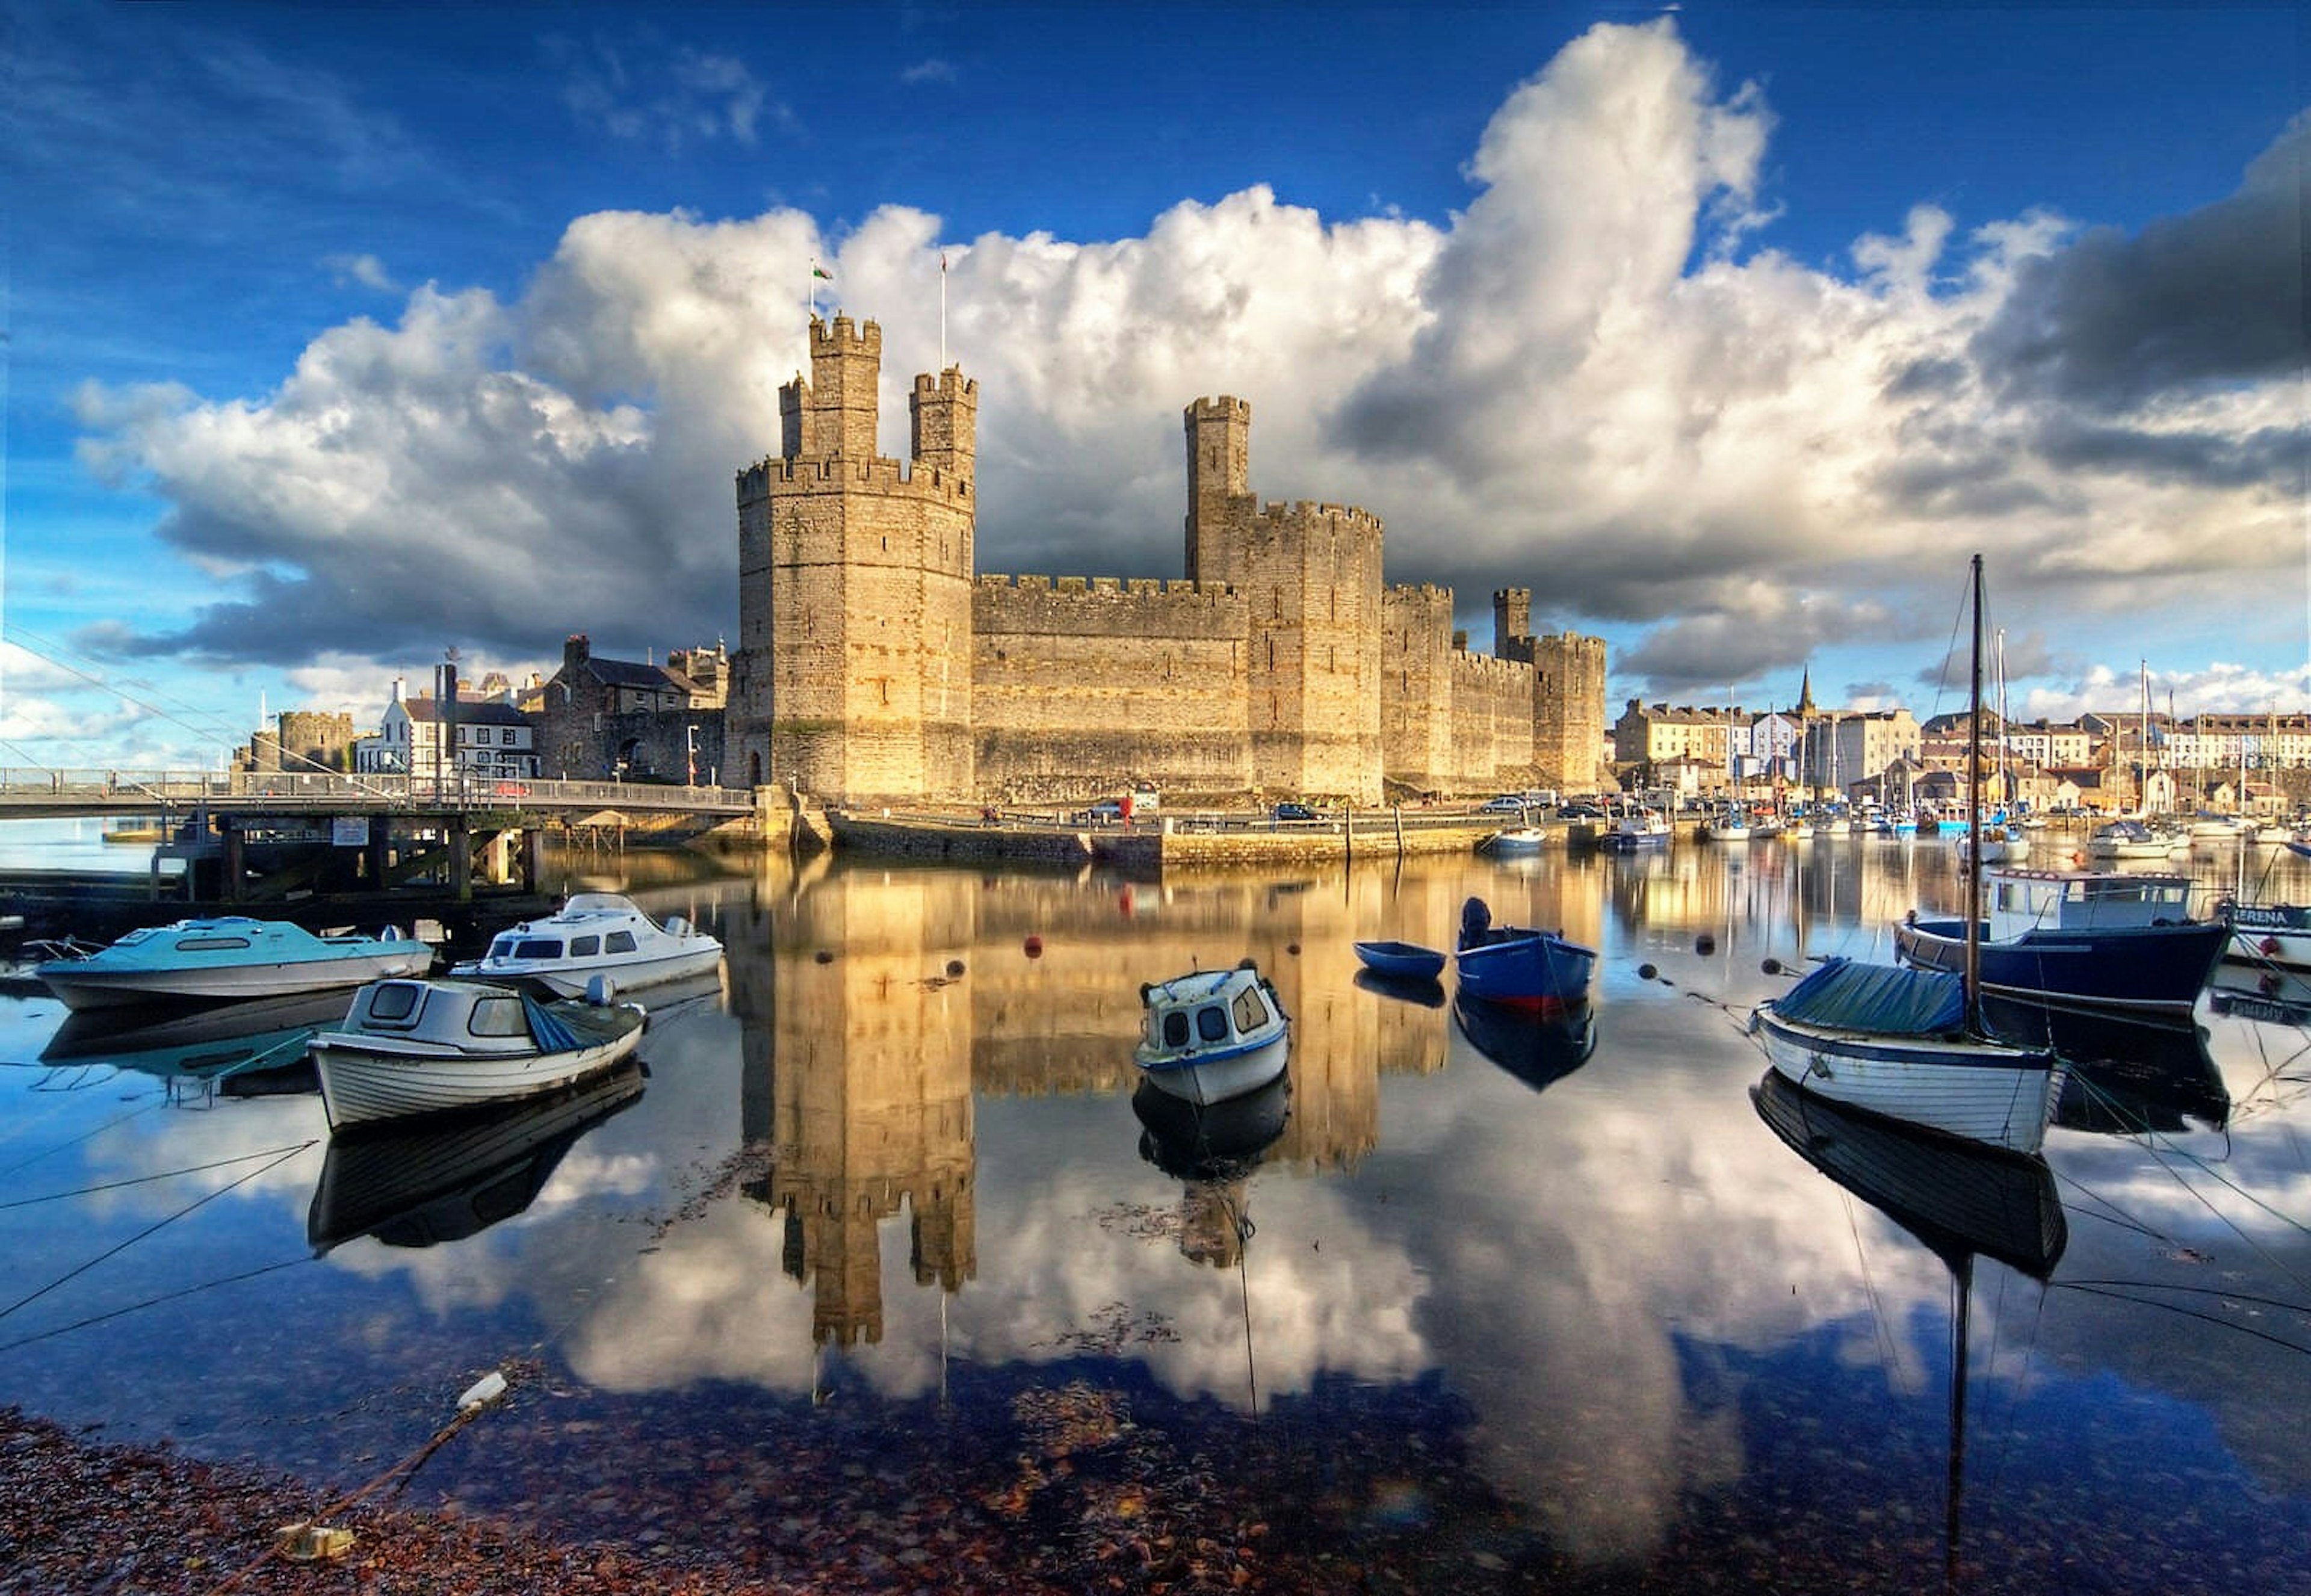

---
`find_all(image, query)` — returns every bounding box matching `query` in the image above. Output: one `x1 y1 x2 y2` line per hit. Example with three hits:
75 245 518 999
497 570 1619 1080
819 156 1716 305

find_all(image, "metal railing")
0 767 755 817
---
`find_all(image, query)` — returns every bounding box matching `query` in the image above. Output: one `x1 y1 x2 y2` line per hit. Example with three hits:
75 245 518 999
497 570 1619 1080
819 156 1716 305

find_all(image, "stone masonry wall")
1449 650 1536 788
1381 585 1456 794
972 575 1251 800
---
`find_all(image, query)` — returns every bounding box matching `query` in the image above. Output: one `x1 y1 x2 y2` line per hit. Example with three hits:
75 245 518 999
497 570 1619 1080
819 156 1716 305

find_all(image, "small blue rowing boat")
1453 897 1597 1010
1353 939 1447 982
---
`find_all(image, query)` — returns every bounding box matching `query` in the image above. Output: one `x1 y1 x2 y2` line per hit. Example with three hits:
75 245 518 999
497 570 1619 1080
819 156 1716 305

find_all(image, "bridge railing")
0 768 754 815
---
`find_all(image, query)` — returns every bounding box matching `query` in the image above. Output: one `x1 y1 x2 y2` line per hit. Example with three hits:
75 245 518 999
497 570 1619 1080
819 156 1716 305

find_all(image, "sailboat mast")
1965 555 1985 1026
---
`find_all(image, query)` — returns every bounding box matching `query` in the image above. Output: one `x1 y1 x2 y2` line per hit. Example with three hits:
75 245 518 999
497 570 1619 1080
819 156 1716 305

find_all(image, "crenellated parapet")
737 453 974 507
974 572 1249 639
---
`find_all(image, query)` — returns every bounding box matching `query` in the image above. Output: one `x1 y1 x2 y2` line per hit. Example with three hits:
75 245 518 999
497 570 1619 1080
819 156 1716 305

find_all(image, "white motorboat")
1134 961 1291 1106
2084 819 2183 861
34 917 431 1011
450 892 723 996
311 976 646 1131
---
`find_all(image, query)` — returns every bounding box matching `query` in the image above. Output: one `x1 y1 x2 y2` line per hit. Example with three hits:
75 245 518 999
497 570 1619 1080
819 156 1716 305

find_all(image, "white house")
355 679 539 780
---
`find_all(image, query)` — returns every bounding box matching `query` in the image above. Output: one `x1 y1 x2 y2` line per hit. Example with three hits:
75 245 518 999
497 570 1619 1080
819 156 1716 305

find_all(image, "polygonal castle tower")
729 315 979 797
1184 397 1386 799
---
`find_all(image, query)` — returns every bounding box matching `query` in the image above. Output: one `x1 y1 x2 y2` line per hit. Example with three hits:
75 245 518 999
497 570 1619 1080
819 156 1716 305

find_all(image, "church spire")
1795 668 1817 719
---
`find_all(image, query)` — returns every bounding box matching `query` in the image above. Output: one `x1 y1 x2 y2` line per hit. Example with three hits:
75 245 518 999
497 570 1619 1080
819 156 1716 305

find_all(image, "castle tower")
1184 396 1251 582
732 317 977 800
787 314 882 458
1530 633 1610 794
1493 588 1532 658
1180 396 1384 801
911 368 977 481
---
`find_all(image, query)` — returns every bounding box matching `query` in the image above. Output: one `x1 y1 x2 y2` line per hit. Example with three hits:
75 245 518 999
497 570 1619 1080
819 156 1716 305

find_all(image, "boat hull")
1893 917 2227 1015
2223 903 2311 974
312 1010 645 1130
39 945 431 1010
1133 1033 1290 1107
1750 1004 2064 1154
1455 932 1597 1009
1353 940 1448 982
457 944 726 998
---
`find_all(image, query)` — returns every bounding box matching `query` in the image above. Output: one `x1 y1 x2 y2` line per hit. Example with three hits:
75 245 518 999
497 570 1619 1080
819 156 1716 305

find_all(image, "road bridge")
0 767 755 821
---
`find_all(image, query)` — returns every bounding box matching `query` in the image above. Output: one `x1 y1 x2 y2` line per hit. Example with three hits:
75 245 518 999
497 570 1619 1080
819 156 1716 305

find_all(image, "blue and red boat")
1453 897 1597 1010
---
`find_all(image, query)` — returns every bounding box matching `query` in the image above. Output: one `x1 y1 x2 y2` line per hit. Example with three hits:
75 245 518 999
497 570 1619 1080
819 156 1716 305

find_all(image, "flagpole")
939 249 948 371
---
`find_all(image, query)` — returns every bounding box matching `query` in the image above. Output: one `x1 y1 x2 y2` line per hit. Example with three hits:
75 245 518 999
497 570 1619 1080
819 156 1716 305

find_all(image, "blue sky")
4 1 2306 769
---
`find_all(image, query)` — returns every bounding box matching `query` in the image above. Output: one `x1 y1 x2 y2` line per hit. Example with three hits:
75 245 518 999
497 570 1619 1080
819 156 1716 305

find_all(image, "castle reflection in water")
685 826 1943 1353
708 853 1492 1349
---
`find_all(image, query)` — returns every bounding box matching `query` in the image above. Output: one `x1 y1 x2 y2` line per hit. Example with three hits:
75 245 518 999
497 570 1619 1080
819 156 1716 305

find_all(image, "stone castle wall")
972 575 1252 799
1529 632 1609 793
1450 649 1537 788
1381 585 1456 793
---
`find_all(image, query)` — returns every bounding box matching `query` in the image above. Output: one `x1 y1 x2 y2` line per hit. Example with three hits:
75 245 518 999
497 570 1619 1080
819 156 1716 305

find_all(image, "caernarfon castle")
729 315 1606 807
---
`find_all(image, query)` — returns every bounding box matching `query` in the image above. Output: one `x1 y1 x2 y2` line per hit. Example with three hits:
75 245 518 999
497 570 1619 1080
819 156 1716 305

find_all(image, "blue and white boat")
1454 897 1597 1010
1134 961 1291 1106
450 892 723 997
1893 869 2228 1016
1750 557 2067 1157
1750 958 2065 1154
1597 808 1672 852
35 917 432 1011
311 976 646 1130
2220 899 2311 975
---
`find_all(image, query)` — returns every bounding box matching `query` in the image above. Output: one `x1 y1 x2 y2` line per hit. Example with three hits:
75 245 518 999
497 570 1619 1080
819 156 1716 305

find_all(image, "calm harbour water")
2 828 2309 1592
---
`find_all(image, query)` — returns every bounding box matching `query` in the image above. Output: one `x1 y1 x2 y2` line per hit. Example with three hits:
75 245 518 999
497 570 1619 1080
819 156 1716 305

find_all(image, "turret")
1494 588 1532 658
1183 396 1251 581
911 367 977 482
781 315 883 459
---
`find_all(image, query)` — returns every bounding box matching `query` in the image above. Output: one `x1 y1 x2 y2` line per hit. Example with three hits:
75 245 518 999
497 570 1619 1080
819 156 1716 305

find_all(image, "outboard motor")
584 973 618 1006
1459 897 1493 950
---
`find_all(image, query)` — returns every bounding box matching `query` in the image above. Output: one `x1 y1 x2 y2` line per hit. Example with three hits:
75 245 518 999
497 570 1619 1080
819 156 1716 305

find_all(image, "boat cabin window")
1163 1010 1190 1048
468 995 530 1038
1197 1006 1230 1044
513 938 563 960
569 935 601 957
365 983 424 1025
175 935 252 952
605 931 639 954
1232 985 1271 1033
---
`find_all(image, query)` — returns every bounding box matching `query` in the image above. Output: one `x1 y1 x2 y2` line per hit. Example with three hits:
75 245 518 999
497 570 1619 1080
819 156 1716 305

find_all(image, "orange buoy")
1023 934 1044 958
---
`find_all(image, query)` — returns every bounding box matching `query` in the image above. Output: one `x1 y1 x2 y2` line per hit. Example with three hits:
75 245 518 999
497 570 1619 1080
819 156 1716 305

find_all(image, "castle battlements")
811 314 881 357
737 454 973 504
1254 500 1384 535
976 573 1236 602
1450 650 1536 688
913 370 978 401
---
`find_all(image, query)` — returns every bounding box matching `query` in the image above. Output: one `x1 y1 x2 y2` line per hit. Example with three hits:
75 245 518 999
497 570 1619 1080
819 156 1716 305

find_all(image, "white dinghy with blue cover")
1751 958 2063 1155
311 976 646 1131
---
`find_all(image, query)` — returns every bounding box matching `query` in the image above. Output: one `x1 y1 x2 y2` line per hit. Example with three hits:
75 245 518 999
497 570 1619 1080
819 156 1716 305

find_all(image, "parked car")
1082 799 1125 823
1273 802 1316 821
1558 803 1605 820
1480 794 1528 813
